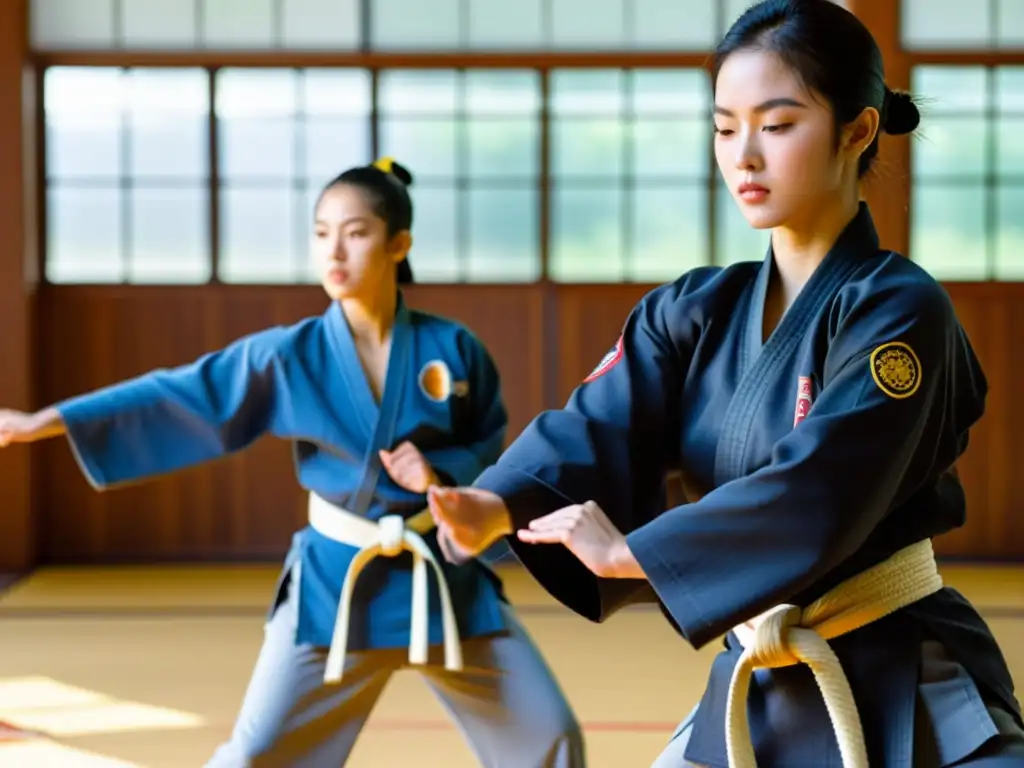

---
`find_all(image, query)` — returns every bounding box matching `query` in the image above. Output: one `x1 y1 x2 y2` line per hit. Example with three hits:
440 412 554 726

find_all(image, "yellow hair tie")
373 156 395 174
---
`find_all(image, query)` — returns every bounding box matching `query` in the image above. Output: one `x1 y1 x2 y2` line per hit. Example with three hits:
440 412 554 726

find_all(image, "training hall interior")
0 0 1022 765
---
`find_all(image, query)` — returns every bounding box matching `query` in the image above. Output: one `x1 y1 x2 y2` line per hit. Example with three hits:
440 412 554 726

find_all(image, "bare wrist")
610 538 646 580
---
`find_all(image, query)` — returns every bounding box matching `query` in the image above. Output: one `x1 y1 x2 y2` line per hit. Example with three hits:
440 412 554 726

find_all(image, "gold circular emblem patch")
870 341 921 399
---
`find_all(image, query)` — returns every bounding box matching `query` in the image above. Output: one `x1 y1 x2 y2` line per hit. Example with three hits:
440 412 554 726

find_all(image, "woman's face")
312 184 410 302
713 48 872 232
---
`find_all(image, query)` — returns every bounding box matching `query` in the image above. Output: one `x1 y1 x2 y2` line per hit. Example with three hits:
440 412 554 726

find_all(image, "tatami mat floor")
0 563 1020 766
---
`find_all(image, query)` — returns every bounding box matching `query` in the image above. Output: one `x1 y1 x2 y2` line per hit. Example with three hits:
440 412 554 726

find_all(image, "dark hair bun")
388 161 414 187
884 89 920 136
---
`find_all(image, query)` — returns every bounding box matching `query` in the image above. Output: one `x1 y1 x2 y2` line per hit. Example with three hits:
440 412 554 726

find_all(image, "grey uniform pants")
205 568 584 768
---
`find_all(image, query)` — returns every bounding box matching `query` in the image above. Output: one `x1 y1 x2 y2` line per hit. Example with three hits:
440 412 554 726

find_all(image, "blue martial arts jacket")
56 294 509 651
476 203 1021 767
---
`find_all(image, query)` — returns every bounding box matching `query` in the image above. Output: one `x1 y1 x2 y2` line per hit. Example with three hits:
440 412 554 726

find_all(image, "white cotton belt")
725 539 943 768
308 493 462 684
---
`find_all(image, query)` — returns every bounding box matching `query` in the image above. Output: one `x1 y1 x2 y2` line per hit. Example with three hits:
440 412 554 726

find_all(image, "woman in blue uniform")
426 1 1024 766
0 158 583 767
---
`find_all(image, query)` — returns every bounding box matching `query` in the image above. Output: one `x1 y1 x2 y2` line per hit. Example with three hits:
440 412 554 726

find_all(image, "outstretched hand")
0 408 63 448
427 486 512 562
517 501 642 579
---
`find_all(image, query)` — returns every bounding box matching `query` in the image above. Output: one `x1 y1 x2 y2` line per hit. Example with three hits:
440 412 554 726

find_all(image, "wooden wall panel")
35 285 546 562
0 0 35 571
31 281 1024 564
936 284 1024 559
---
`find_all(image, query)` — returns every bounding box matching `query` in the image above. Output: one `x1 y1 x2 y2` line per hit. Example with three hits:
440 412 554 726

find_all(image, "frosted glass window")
219 188 295 283
466 0 544 48
281 0 361 49
910 185 988 280
120 0 197 48
631 186 708 281
128 187 211 283
44 67 123 179
31 0 115 49
466 188 540 281
370 0 461 49
998 0 1024 48
201 0 276 48
633 0 715 50
550 0 627 48
46 187 123 283
216 69 299 180
125 69 209 179
901 0 992 49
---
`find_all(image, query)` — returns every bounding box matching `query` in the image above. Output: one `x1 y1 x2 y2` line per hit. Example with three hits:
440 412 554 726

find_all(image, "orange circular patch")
419 360 452 402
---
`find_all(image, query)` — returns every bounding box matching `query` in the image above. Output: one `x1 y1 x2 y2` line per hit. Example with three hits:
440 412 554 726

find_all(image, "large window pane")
45 67 123 179
219 188 295 283
631 186 708 281
296 186 322 285
901 0 992 49
632 69 709 115
995 185 1024 280
632 119 708 177
128 187 210 283
466 188 540 282
126 69 209 179
551 0 626 48
31 0 115 49
379 119 459 179
281 0 361 49
996 67 1024 112
467 120 538 179
715 180 768 267
370 0 461 49
304 119 373 184
201 0 276 48
634 0 715 50
216 69 298 180
910 185 988 281
120 0 196 48
550 70 627 115
551 187 624 282
467 0 543 48
721 0 763 35
551 71 625 180
912 67 990 113
912 118 989 179
996 118 1024 176
464 71 540 180
378 70 460 114
46 186 122 283
302 69 373 183
998 0 1024 48
996 69 1024 181
379 71 460 182
407 185 460 282
553 120 625 178
465 70 541 114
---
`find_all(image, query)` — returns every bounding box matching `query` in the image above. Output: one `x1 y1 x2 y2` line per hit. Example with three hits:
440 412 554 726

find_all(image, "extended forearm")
29 407 67 441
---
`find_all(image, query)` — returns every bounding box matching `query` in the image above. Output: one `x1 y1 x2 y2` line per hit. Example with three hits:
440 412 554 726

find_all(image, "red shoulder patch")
583 336 624 383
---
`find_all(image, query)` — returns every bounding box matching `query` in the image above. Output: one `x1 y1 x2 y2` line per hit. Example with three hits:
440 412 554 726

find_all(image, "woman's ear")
843 106 881 163
389 230 412 261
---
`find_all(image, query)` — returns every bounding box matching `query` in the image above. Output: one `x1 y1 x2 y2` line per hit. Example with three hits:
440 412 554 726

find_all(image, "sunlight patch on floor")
0 676 204 737
0 739 141 767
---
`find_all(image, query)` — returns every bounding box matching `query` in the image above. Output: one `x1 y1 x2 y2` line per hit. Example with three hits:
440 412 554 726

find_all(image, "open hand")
0 409 52 448
517 500 634 578
427 486 512 561
379 441 439 493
